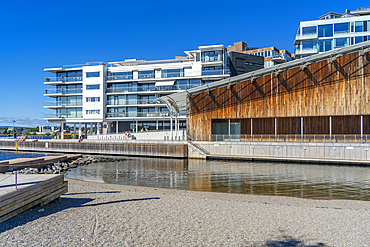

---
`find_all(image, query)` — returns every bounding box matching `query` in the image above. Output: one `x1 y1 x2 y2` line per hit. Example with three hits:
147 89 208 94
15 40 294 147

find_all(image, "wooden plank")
0 175 63 205
0 181 67 218
0 182 67 224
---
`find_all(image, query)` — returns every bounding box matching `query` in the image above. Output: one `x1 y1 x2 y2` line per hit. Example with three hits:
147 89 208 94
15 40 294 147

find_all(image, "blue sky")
0 0 368 127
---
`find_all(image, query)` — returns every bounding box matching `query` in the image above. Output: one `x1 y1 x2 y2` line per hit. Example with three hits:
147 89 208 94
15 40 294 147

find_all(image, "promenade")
0 178 369 246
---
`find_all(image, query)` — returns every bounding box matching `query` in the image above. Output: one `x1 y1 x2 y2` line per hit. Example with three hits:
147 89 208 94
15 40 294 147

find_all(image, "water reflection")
66 158 370 201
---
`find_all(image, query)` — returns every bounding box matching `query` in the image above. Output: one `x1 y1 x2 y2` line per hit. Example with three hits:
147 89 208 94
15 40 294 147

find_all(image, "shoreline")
1 178 369 246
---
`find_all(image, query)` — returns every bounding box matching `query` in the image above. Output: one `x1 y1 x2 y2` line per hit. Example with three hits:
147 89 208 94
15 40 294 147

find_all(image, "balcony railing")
201 69 230 76
106 112 185 118
44 89 83 95
107 75 133 81
205 134 369 143
106 84 201 93
45 77 83 83
295 33 318 41
44 113 83 119
44 101 83 107
107 99 162 106
161 71 184 78
294 47 318 56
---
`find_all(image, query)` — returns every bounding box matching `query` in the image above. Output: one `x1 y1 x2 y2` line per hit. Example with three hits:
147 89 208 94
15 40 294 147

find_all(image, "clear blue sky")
0 0 368 127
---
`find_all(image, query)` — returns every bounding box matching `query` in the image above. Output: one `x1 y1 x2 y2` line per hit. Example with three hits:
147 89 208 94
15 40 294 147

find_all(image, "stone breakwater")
5 156 127 175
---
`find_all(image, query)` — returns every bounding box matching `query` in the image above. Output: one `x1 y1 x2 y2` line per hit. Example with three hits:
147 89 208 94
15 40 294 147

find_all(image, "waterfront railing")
207 134 369 143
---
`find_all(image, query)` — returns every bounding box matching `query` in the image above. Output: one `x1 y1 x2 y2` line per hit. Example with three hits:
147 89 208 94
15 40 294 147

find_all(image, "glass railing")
107 75 133 81
295 33 318 40
106 112 185 118
201 69 230 76
294 47 318 56
44 89 83 95
45 77 83 82
44 113 83 119
207 134 369 143
44 101 83 107
161 71 184 78
107 99 163 106
106 85 200 93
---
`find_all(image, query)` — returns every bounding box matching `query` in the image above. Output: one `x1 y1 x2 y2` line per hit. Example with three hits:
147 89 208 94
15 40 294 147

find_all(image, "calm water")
0 151 47 161
66 157 370 201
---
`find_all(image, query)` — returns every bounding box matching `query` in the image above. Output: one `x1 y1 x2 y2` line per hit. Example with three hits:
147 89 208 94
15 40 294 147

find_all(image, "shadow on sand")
264 235 327 247
0 190 160 233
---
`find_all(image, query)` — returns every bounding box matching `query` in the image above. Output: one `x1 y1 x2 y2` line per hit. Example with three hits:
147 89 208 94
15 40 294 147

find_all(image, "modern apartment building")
294 7 370 58
227 41 294 67
44 44 264 137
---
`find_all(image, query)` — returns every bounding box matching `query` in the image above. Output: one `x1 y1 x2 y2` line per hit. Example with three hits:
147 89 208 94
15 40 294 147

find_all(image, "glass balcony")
161 71 184 78
45 77 83 83
295 33 318 41
44 101 83 107
294 47 318 56
44 89 83 95
107 75 133 81
106 112 184 118
44 113 83 119
107 99 162 106
106 85 193 93
201 69 230 76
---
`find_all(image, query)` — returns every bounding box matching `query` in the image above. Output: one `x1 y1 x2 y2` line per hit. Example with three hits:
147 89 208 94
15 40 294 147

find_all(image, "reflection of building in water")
186 159 212 192
187 160 370 200
69 158 189 189
67 158 370 200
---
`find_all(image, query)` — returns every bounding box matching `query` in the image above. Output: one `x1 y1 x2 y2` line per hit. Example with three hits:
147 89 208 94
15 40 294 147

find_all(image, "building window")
86 84 100 90
302 26 317 35
355 36 364 44
318 39 333 52
56 70 82 81
161 69 184 78
318 24 333 37
86 110 100 114
138 70 154 79
301 40 317 50
202 66 223 75
107 71 132 80
86 97 100 102
201 50 222 62
334 22 349 34
86 72 100 78
245 62 264 67
334 38 349 48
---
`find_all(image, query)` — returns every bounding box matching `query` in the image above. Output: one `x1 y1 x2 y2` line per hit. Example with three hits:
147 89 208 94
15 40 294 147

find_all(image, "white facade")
44 44 233 136
294 7 370 58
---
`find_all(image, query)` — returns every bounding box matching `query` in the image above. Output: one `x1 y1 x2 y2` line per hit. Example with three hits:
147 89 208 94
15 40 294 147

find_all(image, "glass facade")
201 50 222 62
161 69 183 78
334 37 349 48
318 24 333 37
318 39 333 52
138 70 154 79
86 72 100 78
86 84 100 90
202 66 223 75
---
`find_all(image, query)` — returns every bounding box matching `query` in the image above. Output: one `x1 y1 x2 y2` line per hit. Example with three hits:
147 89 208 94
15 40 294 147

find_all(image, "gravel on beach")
1 178 369 246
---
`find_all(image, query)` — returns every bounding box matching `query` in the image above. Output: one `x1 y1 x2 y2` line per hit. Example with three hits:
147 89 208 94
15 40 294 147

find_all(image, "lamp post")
12 120 16 139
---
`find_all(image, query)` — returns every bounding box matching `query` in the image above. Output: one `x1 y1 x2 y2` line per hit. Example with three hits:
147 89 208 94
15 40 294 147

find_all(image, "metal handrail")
207 134 369 143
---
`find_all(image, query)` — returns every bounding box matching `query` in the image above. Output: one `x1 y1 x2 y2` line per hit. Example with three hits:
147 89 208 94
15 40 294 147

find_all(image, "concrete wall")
196 141 370 162
0 140 187 158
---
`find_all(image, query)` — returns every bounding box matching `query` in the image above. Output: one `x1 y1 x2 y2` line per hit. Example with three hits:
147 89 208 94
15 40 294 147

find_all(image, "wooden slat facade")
188 51 370 140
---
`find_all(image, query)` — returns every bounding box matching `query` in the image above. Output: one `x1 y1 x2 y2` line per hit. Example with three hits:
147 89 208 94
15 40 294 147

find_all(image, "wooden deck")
0 154 82 173
0 174 67 223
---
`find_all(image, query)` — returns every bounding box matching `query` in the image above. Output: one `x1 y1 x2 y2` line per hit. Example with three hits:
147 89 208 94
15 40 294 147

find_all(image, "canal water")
66 157 370 201
0 151 47 161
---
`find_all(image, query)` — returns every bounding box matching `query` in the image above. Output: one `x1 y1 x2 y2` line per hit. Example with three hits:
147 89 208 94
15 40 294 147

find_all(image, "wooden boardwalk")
0 174 67 223
0 154 82 172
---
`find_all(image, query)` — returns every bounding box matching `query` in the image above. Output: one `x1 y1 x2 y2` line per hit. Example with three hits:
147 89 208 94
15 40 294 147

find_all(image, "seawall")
0 140 188 158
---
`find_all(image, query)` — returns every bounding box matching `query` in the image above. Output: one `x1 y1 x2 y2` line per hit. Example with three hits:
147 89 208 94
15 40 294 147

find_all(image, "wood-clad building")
160 42 370 141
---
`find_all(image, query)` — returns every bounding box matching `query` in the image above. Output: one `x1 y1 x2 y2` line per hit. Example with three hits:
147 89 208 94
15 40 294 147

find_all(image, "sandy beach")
1 178 369 246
